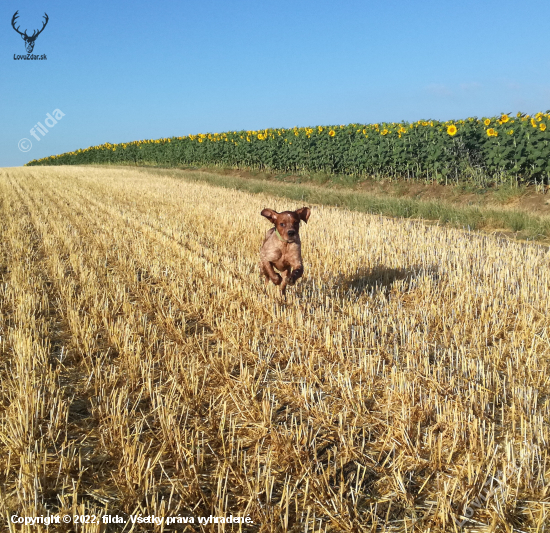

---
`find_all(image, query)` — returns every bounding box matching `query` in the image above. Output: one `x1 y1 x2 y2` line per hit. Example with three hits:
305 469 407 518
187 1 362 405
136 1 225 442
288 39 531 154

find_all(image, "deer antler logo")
11 11 49 54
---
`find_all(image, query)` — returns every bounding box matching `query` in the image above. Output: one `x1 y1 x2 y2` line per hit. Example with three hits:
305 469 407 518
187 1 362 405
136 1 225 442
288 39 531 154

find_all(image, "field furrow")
0 175 78 522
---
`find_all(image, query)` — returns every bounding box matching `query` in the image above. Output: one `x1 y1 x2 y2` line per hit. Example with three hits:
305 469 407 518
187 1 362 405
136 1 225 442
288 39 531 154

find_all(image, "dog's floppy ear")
295 207 311 223
261 208 278 224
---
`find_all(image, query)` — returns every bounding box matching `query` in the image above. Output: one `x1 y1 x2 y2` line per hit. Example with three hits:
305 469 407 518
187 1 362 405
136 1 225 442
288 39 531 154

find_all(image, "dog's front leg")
288 264 304 286
261 260 282 285
280 267 292 296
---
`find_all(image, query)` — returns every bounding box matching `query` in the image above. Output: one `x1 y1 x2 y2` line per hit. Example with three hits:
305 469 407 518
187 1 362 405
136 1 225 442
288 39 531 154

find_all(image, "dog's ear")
295 207 311 223
261 208 278 224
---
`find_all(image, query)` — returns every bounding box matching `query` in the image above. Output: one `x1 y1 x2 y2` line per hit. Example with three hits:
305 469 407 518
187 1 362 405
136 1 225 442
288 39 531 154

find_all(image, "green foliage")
26 112 550 186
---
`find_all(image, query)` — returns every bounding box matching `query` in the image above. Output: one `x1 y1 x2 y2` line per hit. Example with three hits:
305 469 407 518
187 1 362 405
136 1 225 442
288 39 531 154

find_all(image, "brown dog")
260 207 311 296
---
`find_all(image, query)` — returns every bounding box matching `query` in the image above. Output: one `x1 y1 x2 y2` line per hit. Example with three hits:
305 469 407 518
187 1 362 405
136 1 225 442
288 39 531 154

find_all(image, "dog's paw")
272 274 283 285
289 272 302 285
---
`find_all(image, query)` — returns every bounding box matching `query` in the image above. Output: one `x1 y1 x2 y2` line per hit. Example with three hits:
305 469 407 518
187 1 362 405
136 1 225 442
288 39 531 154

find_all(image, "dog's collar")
275 228 293 243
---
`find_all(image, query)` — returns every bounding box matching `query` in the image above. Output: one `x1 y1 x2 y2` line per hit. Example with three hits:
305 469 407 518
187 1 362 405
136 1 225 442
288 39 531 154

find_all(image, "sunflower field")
27 112 550 186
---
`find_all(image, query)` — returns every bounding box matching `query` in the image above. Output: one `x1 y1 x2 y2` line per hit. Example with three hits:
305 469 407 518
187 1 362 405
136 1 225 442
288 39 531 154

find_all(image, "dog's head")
261 207 311 243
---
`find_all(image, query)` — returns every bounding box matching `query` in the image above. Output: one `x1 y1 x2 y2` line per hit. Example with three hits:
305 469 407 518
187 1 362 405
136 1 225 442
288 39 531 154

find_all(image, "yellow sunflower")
329 130 336 137
540 123 547 131
500 114 509 123
447 125 458 136
484 119 491 126
486 128 498 137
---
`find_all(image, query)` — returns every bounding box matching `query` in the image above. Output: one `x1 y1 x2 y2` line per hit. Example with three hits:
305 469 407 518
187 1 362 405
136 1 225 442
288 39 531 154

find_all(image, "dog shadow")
334 264 440 297
258 264 440 303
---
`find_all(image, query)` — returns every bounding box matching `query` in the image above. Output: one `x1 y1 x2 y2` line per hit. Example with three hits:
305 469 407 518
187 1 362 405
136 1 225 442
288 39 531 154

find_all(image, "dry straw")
0 166 549 531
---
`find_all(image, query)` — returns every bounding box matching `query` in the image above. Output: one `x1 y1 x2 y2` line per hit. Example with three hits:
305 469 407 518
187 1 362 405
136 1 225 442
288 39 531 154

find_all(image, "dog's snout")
287 229 296 237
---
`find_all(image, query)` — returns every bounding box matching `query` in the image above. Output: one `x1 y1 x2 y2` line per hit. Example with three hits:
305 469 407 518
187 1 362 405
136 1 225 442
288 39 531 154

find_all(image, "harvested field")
1 166 549 532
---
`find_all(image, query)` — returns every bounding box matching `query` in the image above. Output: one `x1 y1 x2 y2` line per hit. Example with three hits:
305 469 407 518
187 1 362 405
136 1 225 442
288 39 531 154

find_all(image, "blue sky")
2 0 550 167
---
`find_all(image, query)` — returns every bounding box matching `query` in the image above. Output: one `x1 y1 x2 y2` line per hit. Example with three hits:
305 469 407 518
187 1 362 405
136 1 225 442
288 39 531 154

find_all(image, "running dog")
259 207 311 296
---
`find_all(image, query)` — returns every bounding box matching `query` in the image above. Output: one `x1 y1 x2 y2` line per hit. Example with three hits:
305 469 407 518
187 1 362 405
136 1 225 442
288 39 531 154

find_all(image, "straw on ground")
0 166 549 532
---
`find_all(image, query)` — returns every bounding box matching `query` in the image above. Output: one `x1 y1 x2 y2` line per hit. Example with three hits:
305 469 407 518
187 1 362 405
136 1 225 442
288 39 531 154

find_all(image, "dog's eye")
280 223 285 227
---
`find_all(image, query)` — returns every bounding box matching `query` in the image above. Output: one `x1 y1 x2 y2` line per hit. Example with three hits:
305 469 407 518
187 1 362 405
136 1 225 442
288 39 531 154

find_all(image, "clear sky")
2 0 550 167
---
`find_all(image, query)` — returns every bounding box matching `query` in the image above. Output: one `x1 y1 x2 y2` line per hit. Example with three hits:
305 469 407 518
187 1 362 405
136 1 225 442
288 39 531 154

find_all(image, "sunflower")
540 123 547 132
486 128 498 137
500 114 509 123
484 119 491 126
447 125 458 136
531 118 537 128
508 129 514 135
380 129 389 136
329 130 336 137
